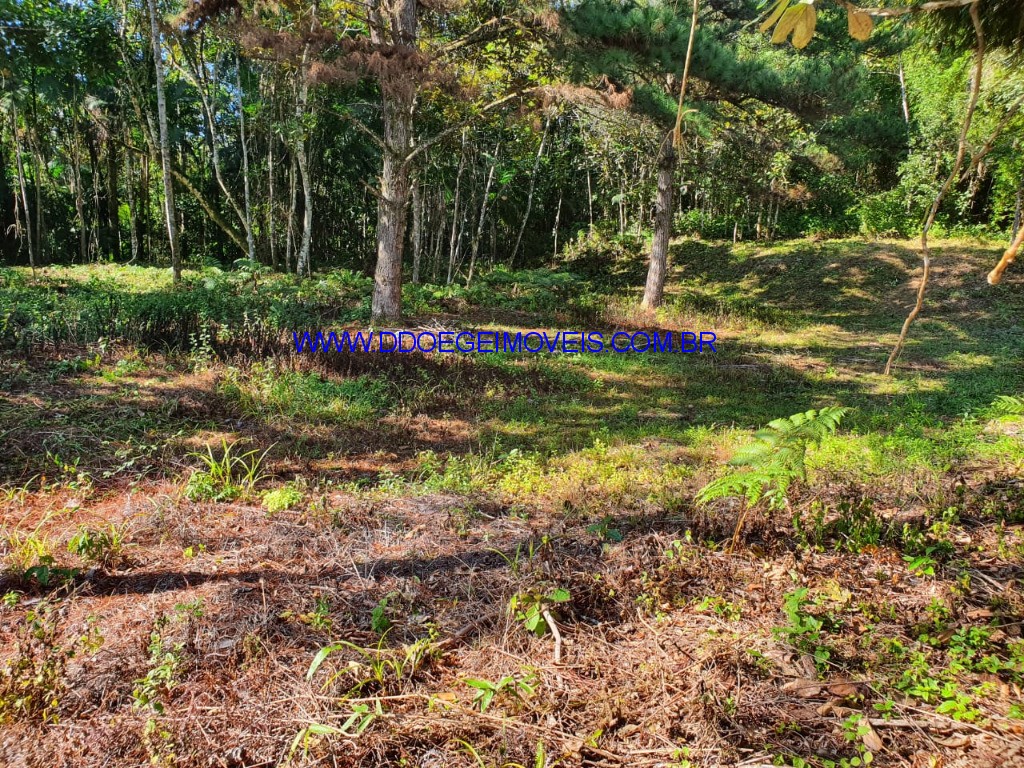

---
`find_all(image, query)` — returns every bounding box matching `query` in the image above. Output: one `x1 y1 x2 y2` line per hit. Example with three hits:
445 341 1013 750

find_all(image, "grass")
1 236 1024 767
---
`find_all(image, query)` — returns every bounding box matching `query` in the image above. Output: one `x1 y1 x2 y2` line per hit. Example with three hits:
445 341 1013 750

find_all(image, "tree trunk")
237 54 256 262
10 103 35 271
125 150 140 262
468 148 498 287
147 0 181 282
642 0 698 310
642 135 675 310
268 122 278 269
369 0 417 323
294 27 314 278
286 150 296 273
511 115 550 266
411 175 423 284
447 130 468 285
898 53 911 127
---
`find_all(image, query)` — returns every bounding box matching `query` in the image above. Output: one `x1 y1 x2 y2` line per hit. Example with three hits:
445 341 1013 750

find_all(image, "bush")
854 189 919 238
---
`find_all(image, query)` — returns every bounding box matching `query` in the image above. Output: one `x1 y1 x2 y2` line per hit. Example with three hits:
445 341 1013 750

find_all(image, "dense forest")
3 2 1024 768
1 0 1021 317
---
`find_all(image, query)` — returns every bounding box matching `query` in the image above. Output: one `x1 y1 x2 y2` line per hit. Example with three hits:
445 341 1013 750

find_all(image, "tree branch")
884 0 984 375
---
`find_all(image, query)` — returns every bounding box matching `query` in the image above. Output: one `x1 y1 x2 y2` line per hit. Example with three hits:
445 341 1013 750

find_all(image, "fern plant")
697 407 849 547
990 395 1024 416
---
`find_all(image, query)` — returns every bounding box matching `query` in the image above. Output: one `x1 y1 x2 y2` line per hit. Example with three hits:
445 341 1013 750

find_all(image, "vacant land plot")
2 238 1023 768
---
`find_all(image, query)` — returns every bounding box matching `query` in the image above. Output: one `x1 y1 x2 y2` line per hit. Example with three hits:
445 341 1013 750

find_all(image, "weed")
307 635 439 696
774 588 831 668
698 408 849 548
262 483 303 514
695 595 742 621
67 522 132 569
299 597 333 632
0 601 102 723
184 439 271 502
463 672 538 712
132 628 183 714
509 586 571 637
370 595 393 635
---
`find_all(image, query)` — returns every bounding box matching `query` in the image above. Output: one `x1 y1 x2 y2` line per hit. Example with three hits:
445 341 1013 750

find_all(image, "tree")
147 0 182 282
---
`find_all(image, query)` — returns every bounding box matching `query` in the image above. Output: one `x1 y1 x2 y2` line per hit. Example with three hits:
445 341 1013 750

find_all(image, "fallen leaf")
782 678 822 697
860 716 883 752
828 682 859 698
934 734 970 748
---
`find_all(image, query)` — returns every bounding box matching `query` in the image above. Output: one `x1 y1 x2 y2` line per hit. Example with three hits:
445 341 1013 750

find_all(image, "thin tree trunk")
125 150 139 262
286 150 296 273
447 130 468 285
885 2 984 374
642 135 675 309
898 53 911 127
236 53 256 262
552 192 562 264
147 0 181 282
511 116 550 266
587 167 594 233
10 103 35 272
294 17 315 279
642 0 698 309
268 120 278 269
89 139 104 260
411 175 423 284
468 146 498 287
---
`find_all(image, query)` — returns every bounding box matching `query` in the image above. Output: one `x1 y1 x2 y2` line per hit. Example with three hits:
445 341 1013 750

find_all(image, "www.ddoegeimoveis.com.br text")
291 329 717 354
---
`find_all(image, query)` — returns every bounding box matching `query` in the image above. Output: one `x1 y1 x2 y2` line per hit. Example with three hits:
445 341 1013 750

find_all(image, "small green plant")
370 595 393 635
586 516 623 543
4 523 80 588
67 522 132 569
0 601 102 723
463 672 538 712
132 624 183 714
184 439 271 502
286 706 387 763
697 407 849 547
509 587 571 637
695 595 742 621
307 635 438 697
774 588 830 668
903 550 938 577
262 483 303 514
300 596 333 632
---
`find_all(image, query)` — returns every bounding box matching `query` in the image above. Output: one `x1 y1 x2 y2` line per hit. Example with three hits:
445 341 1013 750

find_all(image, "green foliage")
509 587 571 637
132 630 183 715
0 602 102 724
990 395 1024 416
697 407 849 509
854 189 918 238
463 672 537 712
774 588 831 668
184 440 270 502
262 484 304 514
67 522 132 569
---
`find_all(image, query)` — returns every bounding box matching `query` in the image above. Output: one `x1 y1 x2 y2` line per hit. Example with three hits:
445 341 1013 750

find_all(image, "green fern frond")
698 407 850 510
990 395 1024 416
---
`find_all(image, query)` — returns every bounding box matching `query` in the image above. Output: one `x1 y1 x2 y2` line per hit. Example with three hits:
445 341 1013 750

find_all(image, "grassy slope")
1 238 1023 767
